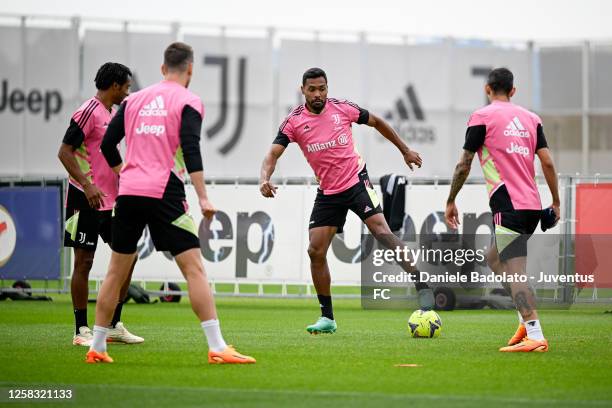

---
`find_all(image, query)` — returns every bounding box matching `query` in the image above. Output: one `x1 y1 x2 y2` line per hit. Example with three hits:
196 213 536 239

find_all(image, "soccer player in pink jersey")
445 68 560 352
58 62 144 347
88 42 255 364
260 68 434 334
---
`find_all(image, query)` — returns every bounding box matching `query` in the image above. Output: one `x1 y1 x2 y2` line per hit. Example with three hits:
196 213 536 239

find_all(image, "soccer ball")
408 309 442 338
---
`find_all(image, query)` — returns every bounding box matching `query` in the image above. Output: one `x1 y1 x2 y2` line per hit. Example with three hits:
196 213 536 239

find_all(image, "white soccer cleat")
73 326 93 347
106 322 144 344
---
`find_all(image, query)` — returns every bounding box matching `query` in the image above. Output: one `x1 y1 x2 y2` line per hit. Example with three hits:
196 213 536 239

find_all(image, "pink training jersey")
467 100 542 210
68 97 118 211
118 80 204 199
279 98 368 195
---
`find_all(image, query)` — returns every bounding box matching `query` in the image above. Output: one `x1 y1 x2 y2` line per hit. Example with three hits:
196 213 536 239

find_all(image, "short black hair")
487 67 514 95
164 42 194 72
94 62 132 91
302 67 327 86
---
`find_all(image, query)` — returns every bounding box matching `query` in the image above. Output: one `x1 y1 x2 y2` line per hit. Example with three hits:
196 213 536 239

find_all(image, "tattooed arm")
445 150 475 229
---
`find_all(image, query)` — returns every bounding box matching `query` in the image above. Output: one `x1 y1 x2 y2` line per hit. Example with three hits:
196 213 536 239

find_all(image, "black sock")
317 295 334 320
415 282 429 291
110 302 124 328
74 308 88 334
411 270 429 291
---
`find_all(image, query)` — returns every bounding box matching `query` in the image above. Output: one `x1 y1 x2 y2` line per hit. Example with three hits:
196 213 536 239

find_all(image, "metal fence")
1 175 610 304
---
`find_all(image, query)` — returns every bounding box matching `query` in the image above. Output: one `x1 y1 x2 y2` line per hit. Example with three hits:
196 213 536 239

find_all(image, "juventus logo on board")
204 56 248 155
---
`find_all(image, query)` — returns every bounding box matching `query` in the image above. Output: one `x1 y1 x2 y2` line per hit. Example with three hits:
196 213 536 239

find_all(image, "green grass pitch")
1 296 611 407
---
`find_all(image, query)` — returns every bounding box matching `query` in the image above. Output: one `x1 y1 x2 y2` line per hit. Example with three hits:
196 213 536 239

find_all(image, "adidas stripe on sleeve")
273 108 299 147
62 119 86 148
329 98 369 125
63 99 98 148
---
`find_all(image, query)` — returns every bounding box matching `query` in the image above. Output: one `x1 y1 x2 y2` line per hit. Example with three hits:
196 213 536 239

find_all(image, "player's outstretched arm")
179 105 216 219
259 144 285 198
536 147 560 221
445 150 475 229
366 113 422 170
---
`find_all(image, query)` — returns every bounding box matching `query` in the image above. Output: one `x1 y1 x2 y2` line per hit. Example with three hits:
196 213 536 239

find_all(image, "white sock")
91 325 108 352
517 311 524 324
201 319 227 352
524 319 545 340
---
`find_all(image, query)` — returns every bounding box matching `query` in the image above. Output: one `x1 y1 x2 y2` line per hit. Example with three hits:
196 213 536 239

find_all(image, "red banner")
575 183 612 288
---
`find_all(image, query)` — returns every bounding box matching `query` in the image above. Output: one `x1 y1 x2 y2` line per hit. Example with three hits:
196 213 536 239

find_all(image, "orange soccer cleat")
208 346 256 364
499 338 548 352
507 323 527 346
85 349 114 364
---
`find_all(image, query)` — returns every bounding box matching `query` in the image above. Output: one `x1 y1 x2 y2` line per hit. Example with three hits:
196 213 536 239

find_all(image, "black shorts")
309 167 383 234
111 195 200 256
493 209 540 262
64 184 112 250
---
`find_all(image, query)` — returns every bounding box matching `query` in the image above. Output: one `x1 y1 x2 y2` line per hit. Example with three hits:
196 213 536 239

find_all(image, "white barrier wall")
183 34 274 178
0 25 79 176
1 23 534 179
2 19 611 177
89 183 563 284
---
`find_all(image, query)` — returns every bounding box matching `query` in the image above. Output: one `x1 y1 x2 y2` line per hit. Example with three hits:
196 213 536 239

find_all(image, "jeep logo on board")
0 79 63 121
